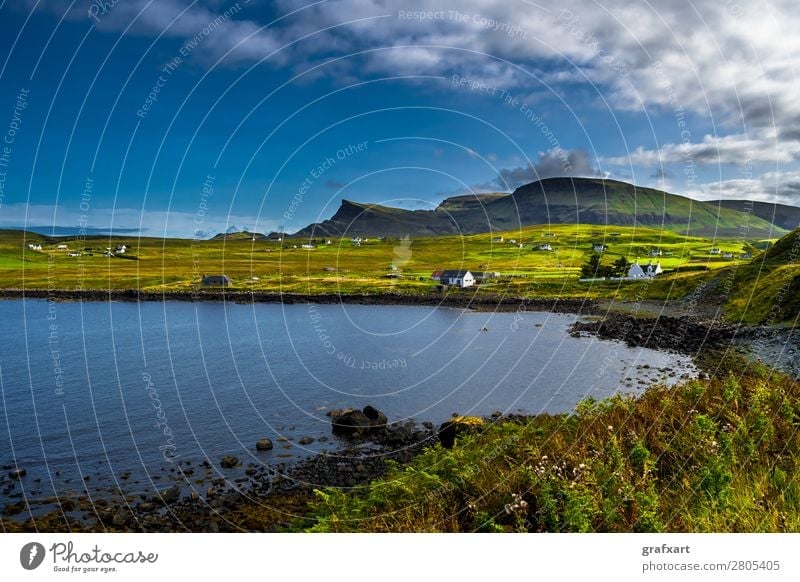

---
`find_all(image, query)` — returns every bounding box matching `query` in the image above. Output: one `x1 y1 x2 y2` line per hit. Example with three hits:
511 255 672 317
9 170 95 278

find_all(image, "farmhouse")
645 261 663 276
627 260 663 278
56 244 68 250
115 244 128 253
440 269 475 288
593 244 607 252
201 275 232 287
301 243 315 249
27 243 42 250
649 248 663 257
709 248 721 255
430 270 444 281
538 243 553 251
472 271 499 283
627 261 646 278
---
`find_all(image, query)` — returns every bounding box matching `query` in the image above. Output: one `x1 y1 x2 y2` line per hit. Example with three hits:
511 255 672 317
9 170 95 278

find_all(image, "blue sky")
1 0 798 236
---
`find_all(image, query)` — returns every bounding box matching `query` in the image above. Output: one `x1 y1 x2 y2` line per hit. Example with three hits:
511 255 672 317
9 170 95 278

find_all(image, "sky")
0 0 798 237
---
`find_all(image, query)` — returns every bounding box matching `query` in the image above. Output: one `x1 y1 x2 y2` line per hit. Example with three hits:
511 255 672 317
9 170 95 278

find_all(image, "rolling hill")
707 200 800 232
292 178 788 239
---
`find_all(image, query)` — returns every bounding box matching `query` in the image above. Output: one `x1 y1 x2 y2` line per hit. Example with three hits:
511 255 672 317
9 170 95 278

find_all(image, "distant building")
593 244 607 252
301 243 315 249
645 261 663 276
440 269 475 288
115 244 128 253
472 271 499 283
538 243 553 251
56 244 68 250
709 248 721 255
722 252 734 259
740 252 753 259
491 236 504 243
430 270 444 281
201 275 232 287
649 248 662 257
628 261 646 278
27 243 42 250
67 252 81 257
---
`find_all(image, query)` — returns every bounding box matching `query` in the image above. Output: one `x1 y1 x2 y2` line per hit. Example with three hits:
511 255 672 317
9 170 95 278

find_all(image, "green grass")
1 225 797 322
300 361 800 532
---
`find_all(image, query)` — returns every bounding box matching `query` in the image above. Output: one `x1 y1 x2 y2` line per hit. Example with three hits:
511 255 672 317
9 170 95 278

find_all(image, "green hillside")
293 178 786 239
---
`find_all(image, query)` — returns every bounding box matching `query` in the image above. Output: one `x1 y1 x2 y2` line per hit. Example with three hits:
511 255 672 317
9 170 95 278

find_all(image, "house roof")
441 269 472 278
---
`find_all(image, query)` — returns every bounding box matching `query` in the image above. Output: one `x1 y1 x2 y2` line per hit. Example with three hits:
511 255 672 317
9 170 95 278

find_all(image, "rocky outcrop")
329 406 388 437
438 416 486 449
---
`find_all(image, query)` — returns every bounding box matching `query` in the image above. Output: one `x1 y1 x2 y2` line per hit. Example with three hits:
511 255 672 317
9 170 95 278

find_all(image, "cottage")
538 243 553 251
740 252 753 259
472 271 499 283
491 236 504 243
709 248 721 255
115 244 128 253
301 243 315 249
649 248 663 257
27 243 42 250
722 252 734 259
56 244 68 250
430 270 444 281
440 269 475 288
67 252 81 257
593 244 607 253
201 275 232 287
627 261 646 278
645 261 663 276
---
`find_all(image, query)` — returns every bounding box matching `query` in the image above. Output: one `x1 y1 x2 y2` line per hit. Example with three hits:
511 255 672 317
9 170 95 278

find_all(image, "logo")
20 542 46 570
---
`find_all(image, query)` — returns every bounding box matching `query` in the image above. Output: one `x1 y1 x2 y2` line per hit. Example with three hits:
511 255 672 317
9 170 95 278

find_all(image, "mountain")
707 200 800 232
292 178 788 238
210 231 271 241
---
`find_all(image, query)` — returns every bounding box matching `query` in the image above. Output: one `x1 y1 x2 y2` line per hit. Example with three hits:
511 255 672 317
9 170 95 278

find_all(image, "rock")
111 511 130 527
438 416 485 449
220 456 239 469
9 469 26 480
331 406 388 438
298 436 314 445
256 438 274 451
159 485 181 504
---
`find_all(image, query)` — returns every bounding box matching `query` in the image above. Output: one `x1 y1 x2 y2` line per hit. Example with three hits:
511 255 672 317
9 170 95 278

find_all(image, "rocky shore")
0 288 600 315
1 411 441 533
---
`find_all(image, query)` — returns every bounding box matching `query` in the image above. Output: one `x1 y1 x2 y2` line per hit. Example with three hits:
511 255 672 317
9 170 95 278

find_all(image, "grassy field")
301 361 800 532
1 225 796 322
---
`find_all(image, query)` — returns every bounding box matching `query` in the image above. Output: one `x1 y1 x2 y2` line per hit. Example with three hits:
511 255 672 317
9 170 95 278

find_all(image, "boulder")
159 485 181 504
331 406 388 438
438 416 485 449
256 438 274 451
9 469 26 480
298 436 314 445
220 456 239 469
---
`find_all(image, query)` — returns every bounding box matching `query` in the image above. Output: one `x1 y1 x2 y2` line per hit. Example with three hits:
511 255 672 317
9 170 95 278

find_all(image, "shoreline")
0 288 601 314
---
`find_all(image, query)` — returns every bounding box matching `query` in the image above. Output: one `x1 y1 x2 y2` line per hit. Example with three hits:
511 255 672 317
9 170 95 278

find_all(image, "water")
0 300 695 507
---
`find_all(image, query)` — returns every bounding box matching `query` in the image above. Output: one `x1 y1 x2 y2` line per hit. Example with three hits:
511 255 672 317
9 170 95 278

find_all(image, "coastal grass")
301 361 800 532
0 225 764 296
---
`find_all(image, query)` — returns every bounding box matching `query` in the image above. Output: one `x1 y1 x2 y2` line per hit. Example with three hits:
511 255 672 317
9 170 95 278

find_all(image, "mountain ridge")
290 177 789 239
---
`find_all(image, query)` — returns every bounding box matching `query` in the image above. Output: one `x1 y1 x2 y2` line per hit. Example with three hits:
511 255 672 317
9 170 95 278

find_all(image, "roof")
441 270 472 278
202 275 231 284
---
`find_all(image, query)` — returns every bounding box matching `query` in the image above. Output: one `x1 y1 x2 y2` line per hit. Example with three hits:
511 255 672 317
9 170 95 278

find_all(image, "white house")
115 244 128 253
722 252 734 259
709 248 721 255
645 261 663 276
301 243 315 249
627 261 646 278
538 243 553 251
67 252 81 257
27 243 42 250
593 244 607 252
441 269 475 288
56 244 68 250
